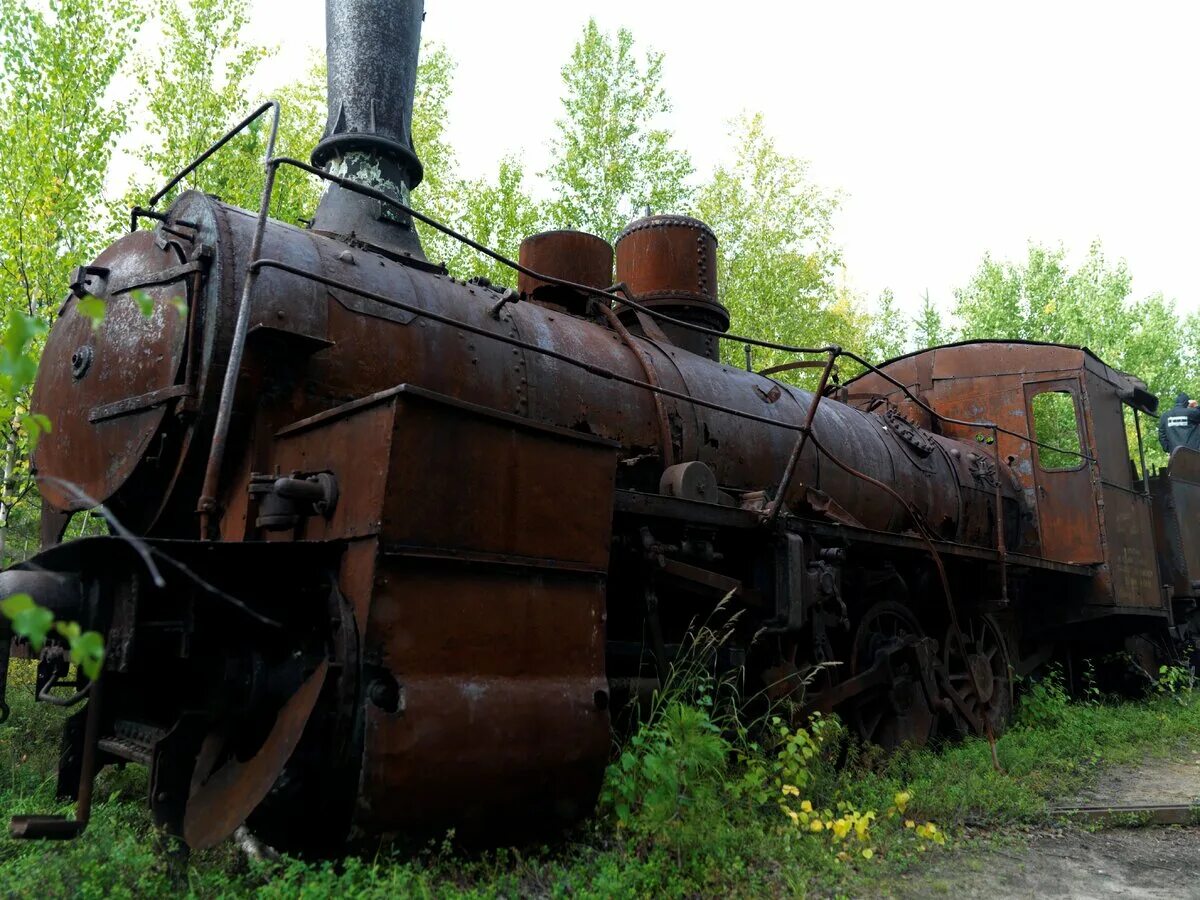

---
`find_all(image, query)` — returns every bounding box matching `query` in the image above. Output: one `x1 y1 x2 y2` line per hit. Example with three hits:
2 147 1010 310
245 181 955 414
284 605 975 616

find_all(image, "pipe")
310 0 426 259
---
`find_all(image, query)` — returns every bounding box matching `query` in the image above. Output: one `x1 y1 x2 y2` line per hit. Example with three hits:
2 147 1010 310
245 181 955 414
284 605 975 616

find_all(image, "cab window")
1031 390 1083 470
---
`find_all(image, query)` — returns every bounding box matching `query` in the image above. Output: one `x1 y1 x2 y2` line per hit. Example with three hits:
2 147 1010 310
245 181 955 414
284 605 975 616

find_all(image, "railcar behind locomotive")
3 0 1199 853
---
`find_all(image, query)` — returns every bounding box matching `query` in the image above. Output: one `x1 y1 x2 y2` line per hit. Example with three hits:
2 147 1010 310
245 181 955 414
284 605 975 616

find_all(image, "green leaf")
55 620 81 640
21 412 52 450
11 605 54 651
130 289 155 317
0 592 35 617
70 631 106 681
78 297 107 330
2 315 38 359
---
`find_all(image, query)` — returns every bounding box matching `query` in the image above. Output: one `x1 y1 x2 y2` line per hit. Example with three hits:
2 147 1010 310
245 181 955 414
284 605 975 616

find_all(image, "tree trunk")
0 430 18 568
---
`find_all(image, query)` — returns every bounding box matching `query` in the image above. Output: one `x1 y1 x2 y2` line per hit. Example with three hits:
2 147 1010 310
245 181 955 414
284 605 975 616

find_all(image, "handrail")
195 101 281 537
147 101 279 209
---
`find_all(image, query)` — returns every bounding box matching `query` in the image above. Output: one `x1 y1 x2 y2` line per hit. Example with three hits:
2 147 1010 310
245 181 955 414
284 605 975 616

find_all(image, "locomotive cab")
849 340 1176 632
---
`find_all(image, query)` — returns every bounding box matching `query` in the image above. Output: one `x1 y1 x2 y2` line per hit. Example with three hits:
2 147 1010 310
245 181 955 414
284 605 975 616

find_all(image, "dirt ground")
887 750 1200 899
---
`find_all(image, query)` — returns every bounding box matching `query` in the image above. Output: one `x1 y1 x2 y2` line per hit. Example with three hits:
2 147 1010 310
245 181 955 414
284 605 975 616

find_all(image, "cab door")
1024 378 1103 564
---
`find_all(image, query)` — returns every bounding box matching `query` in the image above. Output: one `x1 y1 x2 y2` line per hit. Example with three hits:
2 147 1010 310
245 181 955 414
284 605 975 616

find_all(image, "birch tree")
545 19 692 241
0 0 141 563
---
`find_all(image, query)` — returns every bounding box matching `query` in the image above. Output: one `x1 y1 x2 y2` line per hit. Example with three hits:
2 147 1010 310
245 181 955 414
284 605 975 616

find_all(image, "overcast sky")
243 0 1200 318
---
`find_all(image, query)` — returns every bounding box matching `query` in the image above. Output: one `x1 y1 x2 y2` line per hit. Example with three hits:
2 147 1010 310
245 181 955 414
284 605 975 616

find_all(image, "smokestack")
311 0 426 259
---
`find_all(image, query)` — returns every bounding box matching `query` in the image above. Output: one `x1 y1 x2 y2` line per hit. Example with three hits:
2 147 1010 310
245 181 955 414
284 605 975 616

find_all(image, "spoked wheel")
943 615 1013 738
848 601 935 749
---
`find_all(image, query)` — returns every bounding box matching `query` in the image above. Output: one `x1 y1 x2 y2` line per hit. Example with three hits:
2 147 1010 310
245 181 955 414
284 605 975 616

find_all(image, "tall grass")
1 650 1199 897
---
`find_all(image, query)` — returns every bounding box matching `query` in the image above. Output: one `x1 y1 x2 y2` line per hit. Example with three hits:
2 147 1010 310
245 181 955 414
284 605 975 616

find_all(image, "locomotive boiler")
4 0 1198 853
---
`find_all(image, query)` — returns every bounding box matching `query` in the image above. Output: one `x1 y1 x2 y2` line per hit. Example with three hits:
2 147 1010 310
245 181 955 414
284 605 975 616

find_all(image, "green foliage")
0 594 52 650
545 19 692 241
122 0 325 226
954 242 1185 470
863 289 910 362
595 611 934 878
19 413 51 452
52 621 106 681
410 42 467 265
1155 663 1194 698
602 699 728 837
1029 390 1084 469
0 0 140 562
1015 667 1072 730
5 653 1200 895
0 0 141 322
440 157 546 287
913 290 952 349
0 604 108 681
76 297 106 331
692 114 845 374
0 314 45 411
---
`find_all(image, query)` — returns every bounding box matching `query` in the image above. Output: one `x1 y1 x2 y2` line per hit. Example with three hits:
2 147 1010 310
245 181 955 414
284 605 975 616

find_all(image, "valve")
249 471 339 531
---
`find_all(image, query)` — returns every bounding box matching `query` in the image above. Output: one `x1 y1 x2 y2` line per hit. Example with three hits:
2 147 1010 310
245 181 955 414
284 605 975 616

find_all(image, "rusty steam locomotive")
4 0 1199 853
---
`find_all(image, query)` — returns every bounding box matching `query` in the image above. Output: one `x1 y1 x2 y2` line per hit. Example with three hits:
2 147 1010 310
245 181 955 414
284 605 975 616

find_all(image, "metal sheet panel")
1085 374 1161 608
1023 378 1104 565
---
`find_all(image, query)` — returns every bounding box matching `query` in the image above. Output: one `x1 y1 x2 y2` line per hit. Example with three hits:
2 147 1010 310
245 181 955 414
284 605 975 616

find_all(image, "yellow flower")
800 800 813 813
781 784 800 797
784 808 799 824
855 817 871 840
862 848 874 860
905 819 915 829
832 818 852 839
809 819 824 833
894 791 912 812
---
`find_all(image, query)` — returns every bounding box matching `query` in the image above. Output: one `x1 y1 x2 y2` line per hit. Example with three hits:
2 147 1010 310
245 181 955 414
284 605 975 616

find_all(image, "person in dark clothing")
1158 392 1200 453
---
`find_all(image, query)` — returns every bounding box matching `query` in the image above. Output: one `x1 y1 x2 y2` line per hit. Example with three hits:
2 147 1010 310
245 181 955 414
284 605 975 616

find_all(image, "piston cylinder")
614 214 729 361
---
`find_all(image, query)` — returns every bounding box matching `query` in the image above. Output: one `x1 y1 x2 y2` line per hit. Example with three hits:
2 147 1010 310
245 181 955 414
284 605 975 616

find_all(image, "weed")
1015 665 1072 730
3 653 1200 896
1155 663 1194 699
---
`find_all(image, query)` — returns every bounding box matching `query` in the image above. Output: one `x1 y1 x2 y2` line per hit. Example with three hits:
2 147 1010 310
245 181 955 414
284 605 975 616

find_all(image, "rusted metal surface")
1050 804 1200 827
348 388 613 832
615 214 727 360
31 230 192 514
764 350 838 527
848 341 1166 610
183 660 329 849
1085 374 1161 608
310 0 426 259
197 100 281 538
1023 376 1104 565
518 230 612 314
594 301 677 468
847 602 936 748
